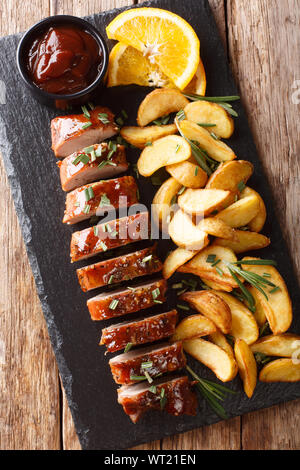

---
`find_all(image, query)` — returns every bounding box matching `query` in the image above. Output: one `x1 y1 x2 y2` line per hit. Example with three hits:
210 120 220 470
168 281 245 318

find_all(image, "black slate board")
0 0 299 450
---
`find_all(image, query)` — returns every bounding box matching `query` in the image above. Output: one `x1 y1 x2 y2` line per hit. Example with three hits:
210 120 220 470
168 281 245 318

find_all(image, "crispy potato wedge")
200 278 234 292
168 209 210 250
181 290 232 334
120 124 177 148
247 286 267 326
240 187 267 232
212 230 270 253
178 188 233 216
152 177 182 232
198 218 237 241
166 160 208 188
251 334 300 358
162 247 198 279
259 359 300 383
137 135 191 176
171 314 217 342
184 59 207 96
234 339 257 398
184 100 234 138
178 245 239 288
241 257 292 334
215 194 260 228
209 330 235 358
206 160 254 193
179 120 236 162
211 291 259 345
183 338 238 382
137 89 189 127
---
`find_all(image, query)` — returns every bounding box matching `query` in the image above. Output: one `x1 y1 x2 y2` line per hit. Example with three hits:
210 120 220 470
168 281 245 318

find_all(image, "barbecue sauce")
27 25 102 94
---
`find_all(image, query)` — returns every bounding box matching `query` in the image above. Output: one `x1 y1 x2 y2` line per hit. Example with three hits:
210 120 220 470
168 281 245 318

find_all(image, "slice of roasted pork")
63 176 138 224
76 244 162 292
51 106 118 158
70 212 149 262
109 341 186 385
58 143 128 192
87 278 167 321
100 309 178 353
117 375 197 423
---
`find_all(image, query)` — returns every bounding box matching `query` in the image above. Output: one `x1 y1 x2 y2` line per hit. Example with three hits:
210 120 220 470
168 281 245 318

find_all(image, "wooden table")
0 0 299 450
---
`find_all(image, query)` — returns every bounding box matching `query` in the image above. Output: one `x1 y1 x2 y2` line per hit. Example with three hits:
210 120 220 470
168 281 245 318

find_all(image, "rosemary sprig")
183 94 240 117
174 118 212 175
186 365 236 420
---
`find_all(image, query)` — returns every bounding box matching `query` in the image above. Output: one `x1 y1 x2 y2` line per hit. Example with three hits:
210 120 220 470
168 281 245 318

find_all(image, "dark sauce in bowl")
27 25 103 95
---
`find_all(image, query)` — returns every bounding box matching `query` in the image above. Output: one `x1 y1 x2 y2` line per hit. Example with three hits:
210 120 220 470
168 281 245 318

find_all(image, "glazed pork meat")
100 309 178 353
117 375 197 423
63 176 138 224
51 106 118 158
70 212 149 262
87 278 167 321
58 143 128 192
109 341 186 385
76 245 162 292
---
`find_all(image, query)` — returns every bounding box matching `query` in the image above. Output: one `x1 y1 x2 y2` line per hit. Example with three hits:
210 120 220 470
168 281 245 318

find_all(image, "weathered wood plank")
227 0 300 450
0 0 61 450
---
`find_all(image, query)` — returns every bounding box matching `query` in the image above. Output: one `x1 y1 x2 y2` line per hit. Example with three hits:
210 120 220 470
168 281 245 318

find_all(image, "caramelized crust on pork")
100 310 178 353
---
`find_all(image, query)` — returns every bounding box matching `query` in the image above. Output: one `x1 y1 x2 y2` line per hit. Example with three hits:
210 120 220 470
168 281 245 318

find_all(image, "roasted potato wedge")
247 286 267 326
184 59 206 96
137 135 191 176
198 218 237 241
179 120 236 162
178 188 233 216
209 330 235 358
234 339 257 398
259 359 300 383
184 100 234 138
181 290 232 334
166 160 208 188
200 278 234 292
168 209 210 250
211 291 259 345
178 245 240 288
241 257 292 334
212 230 270 253
120 124 177 148
240 187 267 232
215 194 260 228
137 89 189 127
206 160 254 193
171 314 217 342
152 177 182 232
183 338 238 382
251 334 300 358
162 247 198 279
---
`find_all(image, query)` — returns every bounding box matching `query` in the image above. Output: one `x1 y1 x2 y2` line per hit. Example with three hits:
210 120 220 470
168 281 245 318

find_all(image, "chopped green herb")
124 343 133 353
108 275 114 285
82 122 92 129
211 132 219 141
153 300 163 304
206 254 217 264
176 109 186 122
88 102 95 110
93 226 98 236
144 370 153 383
84 186 94 201
142 254 153 263
194 166 199 176
198 123 216 128
177 186 186 195
83 204 91 214
99 194 111 207
152 288 160 299
160 387 167 410
149 385 157 394
81 105 90 119
95 146 103 157
216 266 224 277
98 113 110 124
130 375 147 381
100 241 107 252
109 299 119 310
211 259 221 267
269 286 280 294
145 141 153 146
90 150 96 162
254 352 273 365
141 361 153 369
177 304 190 311
237 180 246 192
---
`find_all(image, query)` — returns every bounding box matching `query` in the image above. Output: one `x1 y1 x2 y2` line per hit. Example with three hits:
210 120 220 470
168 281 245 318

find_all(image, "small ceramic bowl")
16 15 109 110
